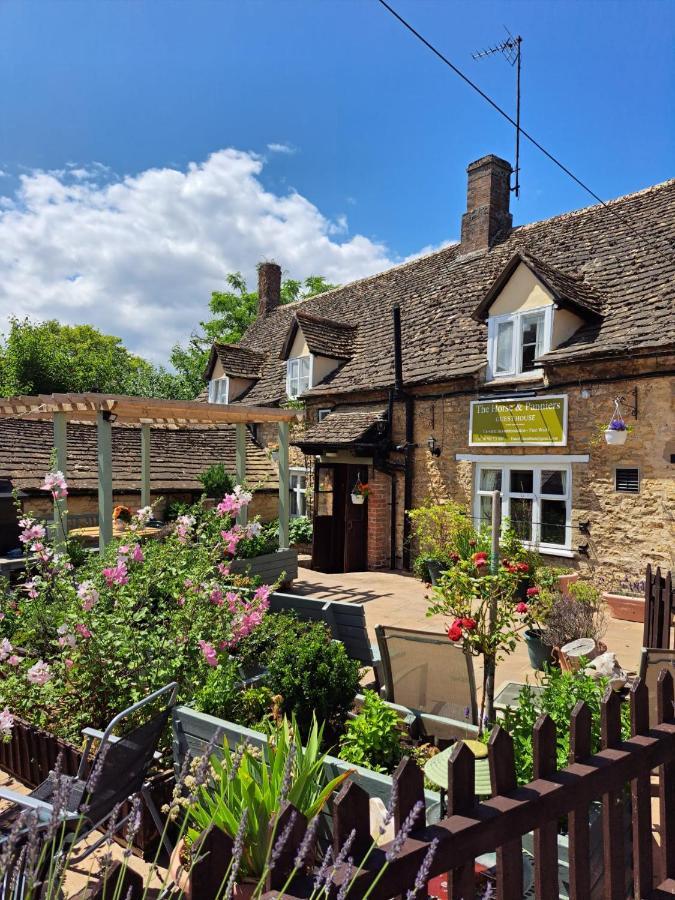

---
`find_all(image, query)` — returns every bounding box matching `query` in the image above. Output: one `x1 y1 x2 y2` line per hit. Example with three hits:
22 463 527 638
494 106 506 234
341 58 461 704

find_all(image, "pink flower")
175 514 196 544
41 471 68 500
23 578 40 599
26 660 51 686
134 506 152 527
0 707 13 740
117 545 130 556
198 640 218 667
102 561 128 586
217 563 230 577
526 587 540 597
253 585 272 607
7 655 22 667
0 638 13 661
225 591 239 612
130 544 144 563
177 596 186 607
515 602 529 614
75 623 92 639
209 588 224 607
220 529 242 556
216 495 241 517
64 658 74 670
77 581 99 611
18 518 46 546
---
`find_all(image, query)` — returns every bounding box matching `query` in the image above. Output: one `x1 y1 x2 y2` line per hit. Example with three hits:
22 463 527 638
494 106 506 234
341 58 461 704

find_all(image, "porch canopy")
0 392 298 552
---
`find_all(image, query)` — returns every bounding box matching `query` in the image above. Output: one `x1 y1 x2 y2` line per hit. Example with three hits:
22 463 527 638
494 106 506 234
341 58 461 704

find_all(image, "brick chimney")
257 261 281 317
460 155 513 252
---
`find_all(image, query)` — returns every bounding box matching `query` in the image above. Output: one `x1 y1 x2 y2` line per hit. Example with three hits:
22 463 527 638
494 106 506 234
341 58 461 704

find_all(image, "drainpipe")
392 304 414 571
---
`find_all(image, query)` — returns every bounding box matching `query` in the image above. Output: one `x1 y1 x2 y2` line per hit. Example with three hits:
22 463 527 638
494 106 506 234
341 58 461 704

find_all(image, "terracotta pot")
603 591 644 623
555 638 607 672
168 839 191 899
557 572 579 596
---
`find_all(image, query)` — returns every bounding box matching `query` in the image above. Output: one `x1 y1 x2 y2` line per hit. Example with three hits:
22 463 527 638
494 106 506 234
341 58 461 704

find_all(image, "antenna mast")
472 30 522 197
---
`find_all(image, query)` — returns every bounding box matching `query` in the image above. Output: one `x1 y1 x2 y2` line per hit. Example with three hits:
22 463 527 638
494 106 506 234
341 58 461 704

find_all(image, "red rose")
447 624 463 642
472 551 488 565
462 617 477 630
516 562 529 573
450 553 460 563
515 602 529 614
526 587 540 597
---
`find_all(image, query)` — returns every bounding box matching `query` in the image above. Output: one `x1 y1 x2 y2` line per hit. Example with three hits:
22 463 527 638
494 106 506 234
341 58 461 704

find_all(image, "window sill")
483 370 545 388
534 547 575 558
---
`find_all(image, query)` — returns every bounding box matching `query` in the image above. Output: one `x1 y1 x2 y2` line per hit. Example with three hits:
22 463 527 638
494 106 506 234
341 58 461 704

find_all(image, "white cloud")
0 148 400 364
266 142 296 155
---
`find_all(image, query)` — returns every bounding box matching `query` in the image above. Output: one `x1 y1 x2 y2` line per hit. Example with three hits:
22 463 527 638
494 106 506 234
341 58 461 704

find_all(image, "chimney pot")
460 155 513 253
257 262 282 317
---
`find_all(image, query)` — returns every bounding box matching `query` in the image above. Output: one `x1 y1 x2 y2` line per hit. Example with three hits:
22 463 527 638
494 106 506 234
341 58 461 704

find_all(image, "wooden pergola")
0 393 299 551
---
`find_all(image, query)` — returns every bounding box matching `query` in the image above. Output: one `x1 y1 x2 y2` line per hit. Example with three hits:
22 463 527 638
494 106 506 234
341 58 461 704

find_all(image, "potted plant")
198 463 235 506
522 587 557 671
112 504 132 532
350 480 369 505
541 582 607 671
604 417 629 445
600 575 645 622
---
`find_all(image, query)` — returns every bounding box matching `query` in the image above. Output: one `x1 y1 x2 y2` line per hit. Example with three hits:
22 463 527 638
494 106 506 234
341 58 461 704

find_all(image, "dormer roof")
472 251 605 322
203 343 266 381
280 311 356 361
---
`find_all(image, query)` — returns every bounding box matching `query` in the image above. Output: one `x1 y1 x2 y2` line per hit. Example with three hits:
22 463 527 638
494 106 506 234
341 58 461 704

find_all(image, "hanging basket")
351 493 365 505
604 428 627 446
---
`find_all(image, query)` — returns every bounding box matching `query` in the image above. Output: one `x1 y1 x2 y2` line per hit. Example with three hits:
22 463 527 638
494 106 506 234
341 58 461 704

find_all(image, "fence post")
189 825 234 900
333 781 371 864
533 714 559 900
630 678 653 898
568 701 592 900
265 801 307 891
657 669 675 881
488 726 522 900
601 687 626 900
447 741 476 900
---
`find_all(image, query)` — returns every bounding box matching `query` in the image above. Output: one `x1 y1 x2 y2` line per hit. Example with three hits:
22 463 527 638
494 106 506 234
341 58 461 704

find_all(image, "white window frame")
317 408 332 422
286 355 313 399
208 375 229 404
474 460 572 554
486 306 553 380
289 467 308 518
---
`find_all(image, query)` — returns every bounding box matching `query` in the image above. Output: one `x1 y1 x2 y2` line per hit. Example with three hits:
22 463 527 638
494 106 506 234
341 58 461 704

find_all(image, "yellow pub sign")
469 395 568 447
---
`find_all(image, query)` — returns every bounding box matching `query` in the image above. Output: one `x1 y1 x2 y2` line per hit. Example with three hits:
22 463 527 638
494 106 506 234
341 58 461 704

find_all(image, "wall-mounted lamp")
427 435 441 457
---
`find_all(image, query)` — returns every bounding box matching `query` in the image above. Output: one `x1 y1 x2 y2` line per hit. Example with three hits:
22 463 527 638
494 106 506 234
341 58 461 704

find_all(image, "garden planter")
603 591 644 622
350 493 365 505
229 549 298 587
604 428 627 445
557 572 579 595
523 628 555 671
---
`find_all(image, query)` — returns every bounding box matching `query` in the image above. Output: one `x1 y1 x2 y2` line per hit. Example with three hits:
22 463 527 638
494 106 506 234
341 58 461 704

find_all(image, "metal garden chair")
0 681 178 879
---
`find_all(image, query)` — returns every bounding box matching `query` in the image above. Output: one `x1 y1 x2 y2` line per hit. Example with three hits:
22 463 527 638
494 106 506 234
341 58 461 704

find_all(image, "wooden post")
489 488 501 574
97 411 113 552
140 424 151 508
53 411 68 544
278 421 289 550
483 488 502 725
236 422 248 526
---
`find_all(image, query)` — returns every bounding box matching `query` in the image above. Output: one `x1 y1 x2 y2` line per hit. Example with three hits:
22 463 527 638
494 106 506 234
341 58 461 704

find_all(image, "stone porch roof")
294 405 388 450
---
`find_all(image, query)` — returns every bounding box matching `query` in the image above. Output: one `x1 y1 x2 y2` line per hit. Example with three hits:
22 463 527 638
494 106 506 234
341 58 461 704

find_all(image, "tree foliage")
170 270 336 398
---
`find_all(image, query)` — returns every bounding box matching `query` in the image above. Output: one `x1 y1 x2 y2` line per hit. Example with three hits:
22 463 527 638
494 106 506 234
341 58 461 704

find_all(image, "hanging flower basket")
603 398 631 445
351 480 369 504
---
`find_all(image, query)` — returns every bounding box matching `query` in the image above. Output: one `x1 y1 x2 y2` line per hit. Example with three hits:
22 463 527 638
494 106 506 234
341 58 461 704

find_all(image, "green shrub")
289 515 313 545
266 620 361 738
198 463 235 499
339 690 404 773
232 611 311 673
234 521 279 559
499 667 630 785
193 657 242 720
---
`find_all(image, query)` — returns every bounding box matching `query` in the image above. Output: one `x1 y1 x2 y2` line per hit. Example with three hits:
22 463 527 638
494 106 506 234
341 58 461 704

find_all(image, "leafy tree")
0 317 194 399
171 270 336 398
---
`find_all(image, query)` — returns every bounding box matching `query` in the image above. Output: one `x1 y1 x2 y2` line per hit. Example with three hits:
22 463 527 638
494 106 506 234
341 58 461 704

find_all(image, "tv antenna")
472 29 522 197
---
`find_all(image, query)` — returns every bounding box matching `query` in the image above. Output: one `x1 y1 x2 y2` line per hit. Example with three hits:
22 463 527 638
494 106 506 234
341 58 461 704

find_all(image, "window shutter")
615 468 639 493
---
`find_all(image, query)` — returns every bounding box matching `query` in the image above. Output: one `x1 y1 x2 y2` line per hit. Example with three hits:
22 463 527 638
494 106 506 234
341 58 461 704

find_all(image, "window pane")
317 468 333 491
510 470 533 493
479 468 502 492
479 495 493 526
289 490 299 517
541 499 567 545
510 498 532 541
495 320 514 373
300 357 311 377
520 313 544 372
541 469 566 495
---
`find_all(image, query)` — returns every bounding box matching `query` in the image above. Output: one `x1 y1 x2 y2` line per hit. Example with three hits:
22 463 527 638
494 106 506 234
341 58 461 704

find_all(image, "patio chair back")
639 648 675 727
80 682 177 824
375 624 478 724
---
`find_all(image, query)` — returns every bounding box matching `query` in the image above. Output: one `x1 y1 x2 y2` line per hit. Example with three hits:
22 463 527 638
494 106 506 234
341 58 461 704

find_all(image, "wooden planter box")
230 549 298 587
0 716 173 856
603 591 644 622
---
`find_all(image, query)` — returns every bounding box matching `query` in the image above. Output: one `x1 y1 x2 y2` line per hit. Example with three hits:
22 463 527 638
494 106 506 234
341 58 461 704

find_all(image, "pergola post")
236 423 247 526
97 411 113 552
278 421 289 550
53 411 68 544
141 424 151 508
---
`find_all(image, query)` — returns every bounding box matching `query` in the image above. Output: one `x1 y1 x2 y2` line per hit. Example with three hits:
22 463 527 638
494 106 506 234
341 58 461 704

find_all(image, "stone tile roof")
231 179 675 402
472 251 605 321
0 419 278 492
281 311 356 361
294 405 388 449
204 344 266 380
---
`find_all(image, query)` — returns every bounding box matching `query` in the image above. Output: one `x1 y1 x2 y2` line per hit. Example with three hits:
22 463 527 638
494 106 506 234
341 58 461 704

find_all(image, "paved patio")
292 566 645 691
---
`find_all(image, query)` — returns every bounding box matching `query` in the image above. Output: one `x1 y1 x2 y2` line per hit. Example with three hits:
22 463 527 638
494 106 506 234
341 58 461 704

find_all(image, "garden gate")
644 565 674 650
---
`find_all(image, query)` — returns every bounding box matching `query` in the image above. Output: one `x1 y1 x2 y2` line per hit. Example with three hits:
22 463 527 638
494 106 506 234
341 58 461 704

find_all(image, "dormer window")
208 376 229 404
286 355 312 399
488 307 552 380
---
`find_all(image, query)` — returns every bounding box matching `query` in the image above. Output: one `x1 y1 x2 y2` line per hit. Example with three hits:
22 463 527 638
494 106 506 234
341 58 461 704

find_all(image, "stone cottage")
205 154 675 584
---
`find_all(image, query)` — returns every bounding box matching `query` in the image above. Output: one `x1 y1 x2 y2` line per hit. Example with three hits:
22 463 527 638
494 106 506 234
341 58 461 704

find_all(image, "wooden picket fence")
644 565 674 650
176 671 675 900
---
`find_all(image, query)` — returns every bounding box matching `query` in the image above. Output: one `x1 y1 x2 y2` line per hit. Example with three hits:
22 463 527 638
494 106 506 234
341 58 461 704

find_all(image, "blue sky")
0 0 672 361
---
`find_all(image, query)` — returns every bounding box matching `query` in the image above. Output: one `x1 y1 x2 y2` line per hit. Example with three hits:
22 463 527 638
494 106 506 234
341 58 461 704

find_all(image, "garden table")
424 740 491 814
493 680 544 714
69 524 169 545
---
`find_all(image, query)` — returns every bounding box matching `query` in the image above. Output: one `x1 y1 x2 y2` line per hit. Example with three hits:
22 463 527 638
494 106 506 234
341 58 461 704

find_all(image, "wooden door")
344 464 368 572
311 463 346 573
